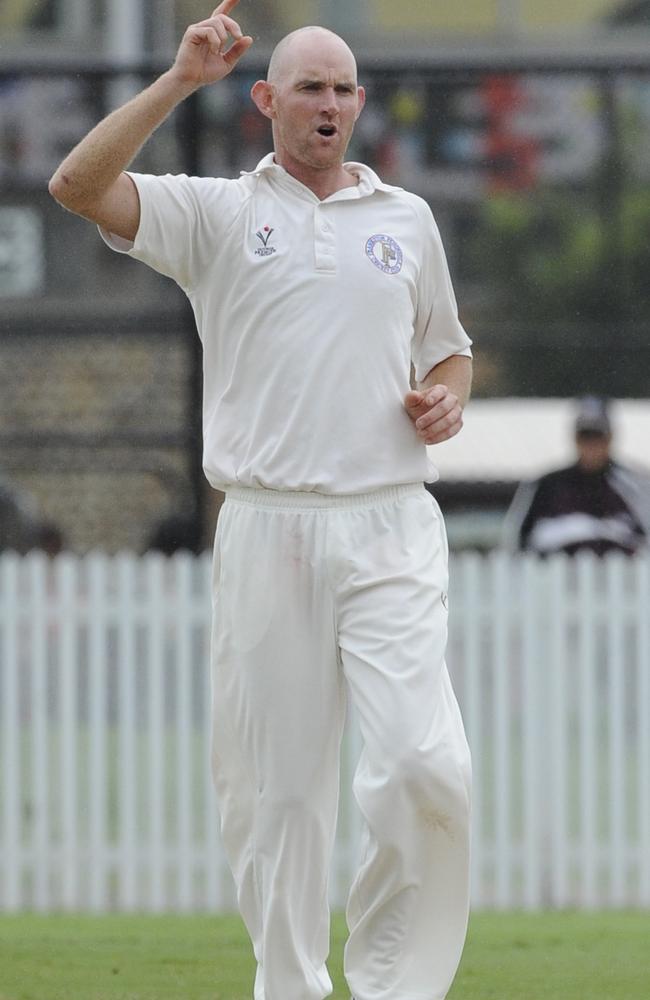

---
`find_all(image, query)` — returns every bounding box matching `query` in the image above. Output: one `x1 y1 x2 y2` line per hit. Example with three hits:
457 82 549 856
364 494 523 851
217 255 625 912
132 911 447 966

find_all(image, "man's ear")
355 85 366 121
251 80 276 120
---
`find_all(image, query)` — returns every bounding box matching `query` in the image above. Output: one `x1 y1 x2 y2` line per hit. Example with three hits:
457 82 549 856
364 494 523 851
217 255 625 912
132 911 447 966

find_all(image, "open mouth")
317 125 337 137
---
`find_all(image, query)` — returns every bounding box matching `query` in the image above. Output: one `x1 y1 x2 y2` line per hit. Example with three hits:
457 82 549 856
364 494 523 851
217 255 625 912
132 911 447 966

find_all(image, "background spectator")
503 396 650 556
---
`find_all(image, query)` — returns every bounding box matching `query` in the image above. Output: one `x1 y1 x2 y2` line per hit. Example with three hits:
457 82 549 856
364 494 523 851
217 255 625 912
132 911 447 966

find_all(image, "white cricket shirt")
101 154 472 494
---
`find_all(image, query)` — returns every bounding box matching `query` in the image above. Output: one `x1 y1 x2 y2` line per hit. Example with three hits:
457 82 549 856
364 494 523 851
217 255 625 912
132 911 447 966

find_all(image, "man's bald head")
267 26 358 86
250 24 365 187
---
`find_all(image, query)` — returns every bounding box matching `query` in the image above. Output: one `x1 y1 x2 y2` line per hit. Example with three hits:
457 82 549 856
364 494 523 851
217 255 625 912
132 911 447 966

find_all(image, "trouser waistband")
223 483 424 510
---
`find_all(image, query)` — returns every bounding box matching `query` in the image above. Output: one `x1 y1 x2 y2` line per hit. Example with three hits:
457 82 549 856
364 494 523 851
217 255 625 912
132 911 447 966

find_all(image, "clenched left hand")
404 384 463 445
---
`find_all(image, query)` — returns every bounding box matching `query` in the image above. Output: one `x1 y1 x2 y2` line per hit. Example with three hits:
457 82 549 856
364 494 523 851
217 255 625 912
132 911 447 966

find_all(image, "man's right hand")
171 1 254 90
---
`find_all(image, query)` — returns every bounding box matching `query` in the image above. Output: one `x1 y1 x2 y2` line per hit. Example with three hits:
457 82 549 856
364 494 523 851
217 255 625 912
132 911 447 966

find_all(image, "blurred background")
2 3 650 924
2 0 650 552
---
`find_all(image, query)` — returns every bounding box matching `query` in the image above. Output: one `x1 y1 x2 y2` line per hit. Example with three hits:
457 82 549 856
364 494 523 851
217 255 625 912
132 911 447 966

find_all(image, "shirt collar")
240 153 402 200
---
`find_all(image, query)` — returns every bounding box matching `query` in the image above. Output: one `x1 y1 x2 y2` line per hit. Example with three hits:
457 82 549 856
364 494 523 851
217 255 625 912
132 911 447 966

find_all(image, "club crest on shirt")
255 226 277 256
365 234 403 274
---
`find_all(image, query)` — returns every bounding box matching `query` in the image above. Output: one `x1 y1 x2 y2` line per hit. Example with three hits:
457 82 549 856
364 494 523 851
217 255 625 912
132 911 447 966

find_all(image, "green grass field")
0 911 648 1000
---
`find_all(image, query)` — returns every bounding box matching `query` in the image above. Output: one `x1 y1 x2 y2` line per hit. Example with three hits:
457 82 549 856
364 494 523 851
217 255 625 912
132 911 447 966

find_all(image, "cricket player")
49 4 473 999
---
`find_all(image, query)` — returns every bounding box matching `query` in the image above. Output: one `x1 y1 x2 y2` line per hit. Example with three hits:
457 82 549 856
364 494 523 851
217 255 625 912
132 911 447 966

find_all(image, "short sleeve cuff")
414 342 473 384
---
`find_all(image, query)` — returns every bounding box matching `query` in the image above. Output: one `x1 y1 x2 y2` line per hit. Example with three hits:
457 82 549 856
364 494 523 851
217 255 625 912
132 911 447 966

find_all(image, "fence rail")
1 550 649 912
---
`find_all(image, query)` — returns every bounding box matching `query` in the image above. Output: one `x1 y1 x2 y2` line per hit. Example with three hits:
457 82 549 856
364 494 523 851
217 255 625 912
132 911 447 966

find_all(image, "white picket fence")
0 550 649 913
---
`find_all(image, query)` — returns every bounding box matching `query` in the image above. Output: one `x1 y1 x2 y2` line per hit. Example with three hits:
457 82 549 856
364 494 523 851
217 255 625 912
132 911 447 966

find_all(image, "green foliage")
474 185 650 322
620 188 650 314
471 191 607 321
0 912 648 1000
468 186 650 395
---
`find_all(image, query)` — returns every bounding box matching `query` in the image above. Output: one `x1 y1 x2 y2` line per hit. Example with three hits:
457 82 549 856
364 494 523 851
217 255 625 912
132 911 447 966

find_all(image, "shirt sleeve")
411 199 472 383
99 172 246 292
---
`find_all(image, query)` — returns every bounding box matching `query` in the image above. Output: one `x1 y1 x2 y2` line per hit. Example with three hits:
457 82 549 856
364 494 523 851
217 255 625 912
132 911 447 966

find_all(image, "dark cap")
574 396 611 436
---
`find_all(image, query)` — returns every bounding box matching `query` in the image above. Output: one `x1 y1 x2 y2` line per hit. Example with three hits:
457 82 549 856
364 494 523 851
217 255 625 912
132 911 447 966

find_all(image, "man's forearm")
49 5 252 231
48 70 195 214
419 355 473 409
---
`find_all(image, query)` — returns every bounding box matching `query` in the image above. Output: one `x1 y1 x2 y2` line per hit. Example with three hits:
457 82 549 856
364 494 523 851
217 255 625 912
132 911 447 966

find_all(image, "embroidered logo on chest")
255 226 277 257
365 234 403 274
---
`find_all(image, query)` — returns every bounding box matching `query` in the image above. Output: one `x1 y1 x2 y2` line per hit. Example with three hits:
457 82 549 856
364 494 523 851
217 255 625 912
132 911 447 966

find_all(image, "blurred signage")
0 206 44 297
0 77 93 186
358 73 605 194
440 75 603 190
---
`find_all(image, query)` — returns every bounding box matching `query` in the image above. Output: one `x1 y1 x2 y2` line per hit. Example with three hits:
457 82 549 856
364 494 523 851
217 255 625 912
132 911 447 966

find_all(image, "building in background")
2 2 642 57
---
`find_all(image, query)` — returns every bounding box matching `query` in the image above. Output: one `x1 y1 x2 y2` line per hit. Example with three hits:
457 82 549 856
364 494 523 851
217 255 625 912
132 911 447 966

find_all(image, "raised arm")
48 1 253 242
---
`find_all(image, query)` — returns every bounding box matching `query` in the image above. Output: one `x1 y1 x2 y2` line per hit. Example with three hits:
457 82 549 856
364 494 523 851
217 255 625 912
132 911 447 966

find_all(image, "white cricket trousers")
210 483 471 1000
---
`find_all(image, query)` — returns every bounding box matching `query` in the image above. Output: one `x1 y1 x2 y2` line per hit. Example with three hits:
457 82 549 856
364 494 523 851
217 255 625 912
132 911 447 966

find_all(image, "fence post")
636 557 650 907
28 553 50 911
547 555 570 907
57 554 79 909
1 554 21 909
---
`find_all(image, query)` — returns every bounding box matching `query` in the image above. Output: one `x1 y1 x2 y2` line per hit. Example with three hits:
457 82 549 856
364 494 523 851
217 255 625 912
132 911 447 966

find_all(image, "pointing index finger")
197 12 242 31
212 0 241 16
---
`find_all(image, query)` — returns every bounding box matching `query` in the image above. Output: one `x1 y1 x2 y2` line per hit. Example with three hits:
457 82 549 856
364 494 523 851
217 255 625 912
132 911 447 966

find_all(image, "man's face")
576 431 612 472
263 34 365 173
